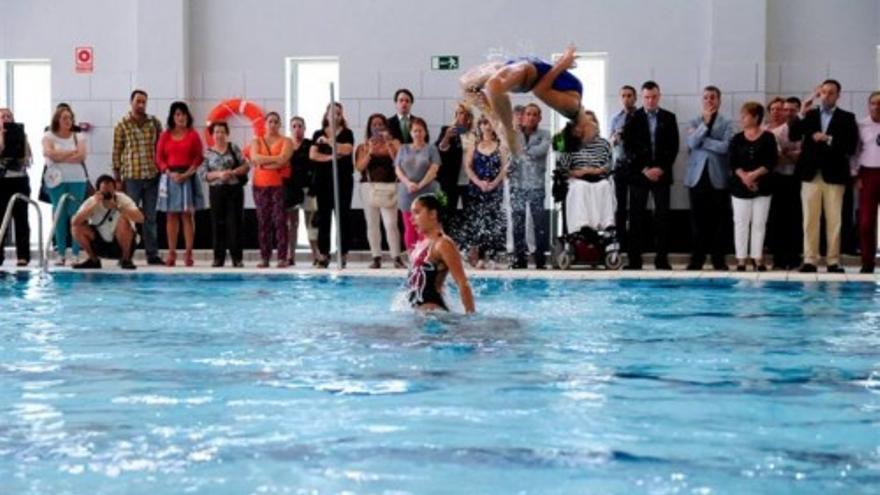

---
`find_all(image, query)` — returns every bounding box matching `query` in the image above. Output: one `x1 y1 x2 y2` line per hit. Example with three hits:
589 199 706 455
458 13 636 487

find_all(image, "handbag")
362 167 398 209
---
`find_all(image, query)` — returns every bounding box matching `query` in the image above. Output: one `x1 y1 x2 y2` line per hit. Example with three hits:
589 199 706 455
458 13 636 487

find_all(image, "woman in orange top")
249 111 293 267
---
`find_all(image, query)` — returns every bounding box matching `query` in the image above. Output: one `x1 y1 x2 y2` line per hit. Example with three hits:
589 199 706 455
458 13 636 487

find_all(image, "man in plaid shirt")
112 89 164 264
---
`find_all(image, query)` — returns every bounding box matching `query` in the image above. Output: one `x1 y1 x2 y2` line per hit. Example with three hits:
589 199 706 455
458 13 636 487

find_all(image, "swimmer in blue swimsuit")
406 194 475 314
460 44 585 155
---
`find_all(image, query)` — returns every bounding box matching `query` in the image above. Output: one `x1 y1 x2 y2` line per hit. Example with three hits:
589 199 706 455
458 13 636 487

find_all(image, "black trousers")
0 177 31 263
315 171 353 256
614 174 629 251
209 185 244 263
688 173 731 265
628 180 670 265
767 174 802 268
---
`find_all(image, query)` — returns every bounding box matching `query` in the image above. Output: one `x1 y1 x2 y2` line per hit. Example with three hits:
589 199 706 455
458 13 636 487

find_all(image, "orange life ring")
203 98 267 153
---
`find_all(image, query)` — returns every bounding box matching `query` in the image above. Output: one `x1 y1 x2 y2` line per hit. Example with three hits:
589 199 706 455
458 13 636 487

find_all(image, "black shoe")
860 265 875 274
73 258 102 269
827 264 845 274
316 257 330 269
118 259 136 270
369 257 381 269
510 257 528 270
654 262 673 270
686 261 703 271
534 254 547 270
212 259 224 268
799 263 817 273
756 264 767 272
232 260 244 268
713 262 729 271
146 255 164 266
736 264 746 272
393 256 406 269
623 264 642 270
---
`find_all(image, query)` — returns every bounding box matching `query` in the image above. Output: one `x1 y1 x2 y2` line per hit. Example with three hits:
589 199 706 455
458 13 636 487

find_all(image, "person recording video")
0 108 33 267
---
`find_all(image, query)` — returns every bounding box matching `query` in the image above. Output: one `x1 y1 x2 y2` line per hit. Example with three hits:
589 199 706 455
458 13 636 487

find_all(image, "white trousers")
362 201 401 259
732 195 772 260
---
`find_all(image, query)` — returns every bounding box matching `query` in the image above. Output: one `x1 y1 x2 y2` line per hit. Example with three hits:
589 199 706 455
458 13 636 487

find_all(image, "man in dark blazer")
788 79 858 273
387 88 429 144
622 80 680 269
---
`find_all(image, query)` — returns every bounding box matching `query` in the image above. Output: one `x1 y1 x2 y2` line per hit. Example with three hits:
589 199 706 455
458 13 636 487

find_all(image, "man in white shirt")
71 175 144 269
854 91 880 273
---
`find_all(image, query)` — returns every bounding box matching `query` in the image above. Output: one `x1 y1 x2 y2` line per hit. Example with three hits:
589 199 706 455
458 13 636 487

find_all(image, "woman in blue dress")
462 117 509 268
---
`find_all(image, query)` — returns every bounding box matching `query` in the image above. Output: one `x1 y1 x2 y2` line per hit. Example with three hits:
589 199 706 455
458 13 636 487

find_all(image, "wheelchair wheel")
551 238 571 270
604 250 623 270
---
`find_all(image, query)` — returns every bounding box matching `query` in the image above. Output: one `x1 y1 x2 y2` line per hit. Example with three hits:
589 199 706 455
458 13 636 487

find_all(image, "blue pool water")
1 272 879 494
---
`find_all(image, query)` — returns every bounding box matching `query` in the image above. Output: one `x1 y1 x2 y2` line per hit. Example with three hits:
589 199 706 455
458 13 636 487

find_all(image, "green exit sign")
431 55 460 70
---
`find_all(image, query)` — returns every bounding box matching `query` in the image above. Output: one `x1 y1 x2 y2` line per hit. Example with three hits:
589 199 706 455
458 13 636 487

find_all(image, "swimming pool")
1 272 878 494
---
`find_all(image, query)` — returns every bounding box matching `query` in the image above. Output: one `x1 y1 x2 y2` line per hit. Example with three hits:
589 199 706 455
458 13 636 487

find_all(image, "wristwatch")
826 135 833 146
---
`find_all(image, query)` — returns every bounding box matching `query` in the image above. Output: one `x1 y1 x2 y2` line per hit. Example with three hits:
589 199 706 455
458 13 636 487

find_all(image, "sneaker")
146 255 164 266
826 264 845 274
73 258 102 269
799 263 817 273
118 259 136 270
369 257 381 269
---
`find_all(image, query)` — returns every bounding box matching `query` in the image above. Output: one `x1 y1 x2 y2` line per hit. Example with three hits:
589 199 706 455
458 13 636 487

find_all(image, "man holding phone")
71 174 144 269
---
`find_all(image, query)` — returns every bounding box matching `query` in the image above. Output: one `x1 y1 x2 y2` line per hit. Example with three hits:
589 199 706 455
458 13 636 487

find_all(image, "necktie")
401 116 410 142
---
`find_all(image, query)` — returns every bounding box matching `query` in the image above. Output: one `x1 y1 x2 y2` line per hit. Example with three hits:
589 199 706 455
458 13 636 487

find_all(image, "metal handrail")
0 192 44 270
43 192 75 265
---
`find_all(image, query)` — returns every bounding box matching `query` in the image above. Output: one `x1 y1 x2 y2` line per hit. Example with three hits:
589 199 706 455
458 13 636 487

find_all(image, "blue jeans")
48 181 87 256
511 187 548 262
123 177 159 258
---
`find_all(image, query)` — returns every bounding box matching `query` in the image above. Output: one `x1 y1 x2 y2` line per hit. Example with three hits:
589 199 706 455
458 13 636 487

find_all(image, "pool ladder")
0 193 45 271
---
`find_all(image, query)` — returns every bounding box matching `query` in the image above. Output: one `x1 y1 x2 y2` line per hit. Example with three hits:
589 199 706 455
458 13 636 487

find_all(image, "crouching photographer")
0 108 32 267
71 175 144 269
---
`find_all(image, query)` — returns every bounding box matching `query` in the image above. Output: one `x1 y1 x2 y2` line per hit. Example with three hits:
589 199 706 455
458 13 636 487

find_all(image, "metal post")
329 83 344 269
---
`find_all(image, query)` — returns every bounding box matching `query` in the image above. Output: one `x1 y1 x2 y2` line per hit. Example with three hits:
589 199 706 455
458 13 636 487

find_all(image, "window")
285 57 340 252
1 60 51 248
547 52 607 239
286 57 339 136
549 52 607 137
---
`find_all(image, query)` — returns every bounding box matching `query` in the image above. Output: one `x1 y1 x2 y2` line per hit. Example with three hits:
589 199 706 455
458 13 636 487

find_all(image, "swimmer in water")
406 193 476 314
460 44 587 155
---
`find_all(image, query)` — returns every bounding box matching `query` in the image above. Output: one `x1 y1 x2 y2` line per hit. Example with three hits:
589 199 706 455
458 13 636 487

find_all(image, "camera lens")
102 192 112 200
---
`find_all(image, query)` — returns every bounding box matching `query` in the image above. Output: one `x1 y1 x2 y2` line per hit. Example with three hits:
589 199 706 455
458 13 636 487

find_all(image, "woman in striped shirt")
555 111 616 233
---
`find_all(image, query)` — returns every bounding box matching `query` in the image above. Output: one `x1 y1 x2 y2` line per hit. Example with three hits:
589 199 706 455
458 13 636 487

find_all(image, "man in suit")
387 88 422 144
789 79 858 273
684 85 734 270
622 80 680 269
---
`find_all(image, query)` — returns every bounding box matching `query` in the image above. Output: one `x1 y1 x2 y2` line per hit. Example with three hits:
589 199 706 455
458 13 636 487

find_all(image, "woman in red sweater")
156 101 205 266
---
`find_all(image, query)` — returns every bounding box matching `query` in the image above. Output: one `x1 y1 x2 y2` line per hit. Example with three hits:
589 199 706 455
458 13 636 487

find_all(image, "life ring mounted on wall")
203 98 266 149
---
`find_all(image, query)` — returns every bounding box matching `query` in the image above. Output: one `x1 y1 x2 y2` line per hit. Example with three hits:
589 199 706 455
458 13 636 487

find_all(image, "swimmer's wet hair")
414 192 449 224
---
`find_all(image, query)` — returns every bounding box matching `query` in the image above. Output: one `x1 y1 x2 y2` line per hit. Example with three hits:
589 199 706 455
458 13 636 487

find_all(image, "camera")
102 192 113 201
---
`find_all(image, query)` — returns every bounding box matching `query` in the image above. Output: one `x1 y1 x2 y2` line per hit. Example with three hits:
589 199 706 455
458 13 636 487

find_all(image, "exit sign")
431 55 460 70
